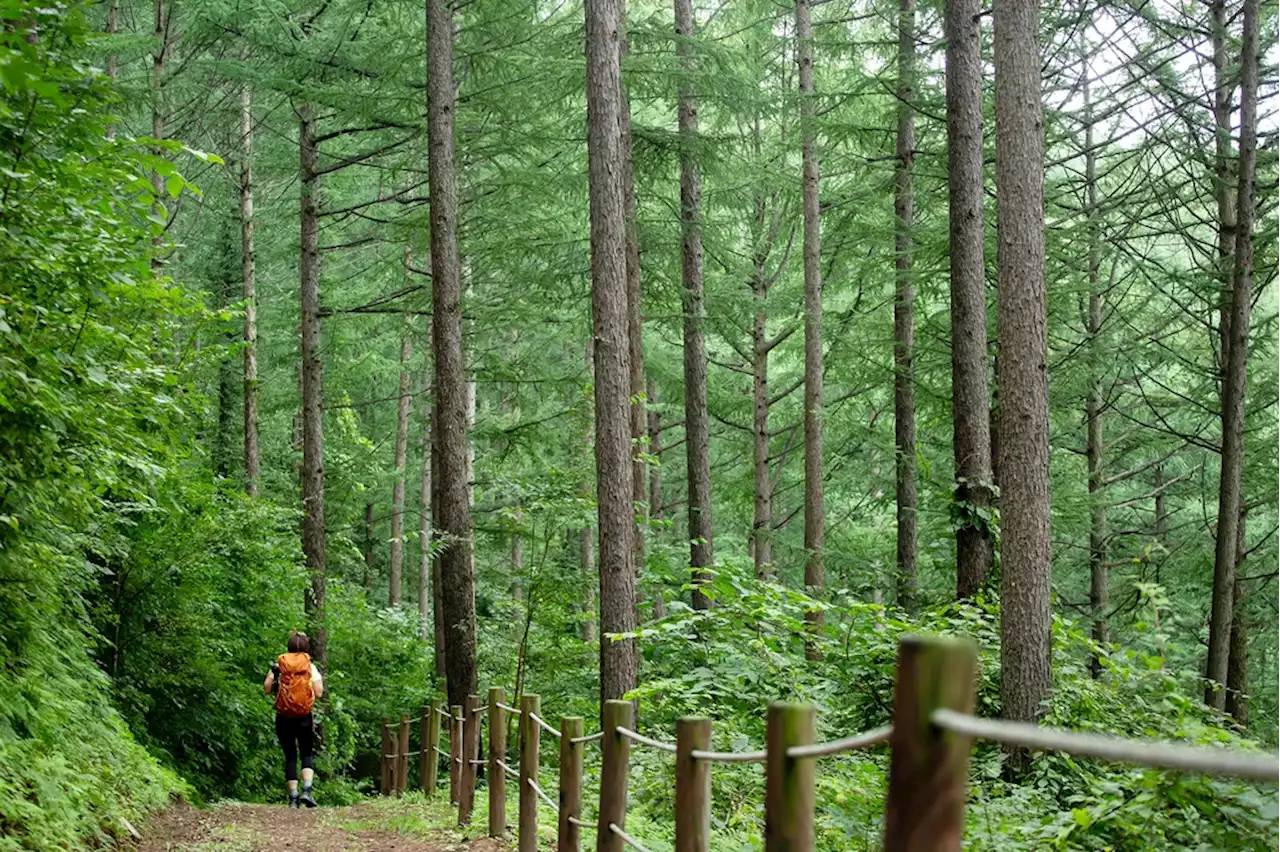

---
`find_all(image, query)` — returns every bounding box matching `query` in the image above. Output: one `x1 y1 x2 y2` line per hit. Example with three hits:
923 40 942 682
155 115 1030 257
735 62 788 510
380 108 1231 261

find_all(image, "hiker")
263 631 324 808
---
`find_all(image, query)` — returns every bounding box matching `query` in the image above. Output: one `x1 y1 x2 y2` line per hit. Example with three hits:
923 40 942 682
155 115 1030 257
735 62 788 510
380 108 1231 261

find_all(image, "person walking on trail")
263 631 324 808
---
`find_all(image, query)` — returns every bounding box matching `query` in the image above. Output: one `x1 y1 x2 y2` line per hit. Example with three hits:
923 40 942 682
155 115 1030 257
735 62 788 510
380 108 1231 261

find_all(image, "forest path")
138 800 507 852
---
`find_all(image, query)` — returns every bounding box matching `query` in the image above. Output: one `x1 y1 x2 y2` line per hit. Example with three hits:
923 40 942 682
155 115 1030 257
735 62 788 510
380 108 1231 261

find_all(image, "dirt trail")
138 802 508 852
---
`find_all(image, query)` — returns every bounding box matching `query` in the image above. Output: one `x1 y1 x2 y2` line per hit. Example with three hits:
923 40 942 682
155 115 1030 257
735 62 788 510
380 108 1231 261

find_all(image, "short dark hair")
288 632 309 654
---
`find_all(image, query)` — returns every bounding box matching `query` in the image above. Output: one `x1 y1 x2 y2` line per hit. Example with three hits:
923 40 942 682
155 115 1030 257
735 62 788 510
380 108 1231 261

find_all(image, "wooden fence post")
419 705 430 792
450 703 463 804
558 716 585 852
882 635 977 852
597 699 633 852
765 703 815 852
518 694 541 852
676 718 712 852
380 718 392 795
460 693 481 825
425 699 442 796
397 714 411 795
489 687 507 837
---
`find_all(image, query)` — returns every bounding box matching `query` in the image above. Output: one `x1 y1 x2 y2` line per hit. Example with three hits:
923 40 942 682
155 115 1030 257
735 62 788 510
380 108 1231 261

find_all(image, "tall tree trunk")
752 235 773 580
150 0 168 268
1226 507 1249 724
430 394 447 682
216 230 236 479
363 501 376 588
428 0 477 710
675 0 713 611
106 0 117 83
994 0 1050 728
1083 57 1108 679
581 340 599 644
1206 0 1257 711
618 0 647 603
299 101 327 668
647 379 662 520
585 0 638 702
419 373 432 641
945 0 993 600
797 0 824 656
893 0 917 614
389 314 413 607
1153 464 1168 539
240 65 260 497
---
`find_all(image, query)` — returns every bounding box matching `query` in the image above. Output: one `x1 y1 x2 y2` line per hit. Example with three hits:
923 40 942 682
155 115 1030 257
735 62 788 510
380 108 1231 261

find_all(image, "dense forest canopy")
0 0 1276 848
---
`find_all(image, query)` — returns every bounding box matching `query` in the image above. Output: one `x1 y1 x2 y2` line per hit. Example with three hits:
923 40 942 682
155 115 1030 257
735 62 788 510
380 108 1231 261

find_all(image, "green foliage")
0 3 192 846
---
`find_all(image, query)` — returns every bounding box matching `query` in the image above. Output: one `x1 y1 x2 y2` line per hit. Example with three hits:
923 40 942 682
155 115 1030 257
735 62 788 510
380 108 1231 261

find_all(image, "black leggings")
275 714 315 782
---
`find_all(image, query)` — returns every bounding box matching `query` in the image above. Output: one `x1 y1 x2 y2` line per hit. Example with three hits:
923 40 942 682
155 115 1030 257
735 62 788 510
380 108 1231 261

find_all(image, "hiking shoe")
299 789 317 808
288 795 300 809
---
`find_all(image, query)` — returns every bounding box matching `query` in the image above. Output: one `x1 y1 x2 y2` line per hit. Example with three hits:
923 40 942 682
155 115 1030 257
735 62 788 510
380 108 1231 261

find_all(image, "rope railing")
932 708 1279 782
376 634 1278 852
786 725 892 759
690 747 767 763
527 776 557 811
615 726 677 754
609 822 654 852
529 711 563 737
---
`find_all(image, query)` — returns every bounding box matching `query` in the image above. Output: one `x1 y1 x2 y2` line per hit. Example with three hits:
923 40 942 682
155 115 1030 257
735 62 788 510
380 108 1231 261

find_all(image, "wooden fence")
378 635 1278 852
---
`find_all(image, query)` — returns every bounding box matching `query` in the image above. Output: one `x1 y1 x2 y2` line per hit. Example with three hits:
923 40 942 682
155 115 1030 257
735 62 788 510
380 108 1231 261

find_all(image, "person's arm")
263 670 275 695
310 664 324 699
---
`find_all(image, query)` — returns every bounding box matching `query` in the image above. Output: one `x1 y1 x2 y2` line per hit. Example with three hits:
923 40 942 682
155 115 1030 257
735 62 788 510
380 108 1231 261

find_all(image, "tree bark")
299 100 327 668
618 0 647 601
994 0 1050 728
1206 0 1257 711
216 225 236 480
585 0 638 702
149 0 168 268
430 389 447 681
363 501 376 589
390 313 413 607
752 210 774 580
647 378 662 521
893 0 917 614
1226 507 1249 724
419 370 432 640
676 0 713 611
428 0 477 709
581 340 599 644
797 0 824 655
240 63 260 497
1083 58 1107 679
945 0 992 600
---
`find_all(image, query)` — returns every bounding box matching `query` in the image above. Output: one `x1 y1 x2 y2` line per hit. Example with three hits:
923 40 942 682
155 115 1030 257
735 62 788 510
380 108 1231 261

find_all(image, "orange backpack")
275 652 315 717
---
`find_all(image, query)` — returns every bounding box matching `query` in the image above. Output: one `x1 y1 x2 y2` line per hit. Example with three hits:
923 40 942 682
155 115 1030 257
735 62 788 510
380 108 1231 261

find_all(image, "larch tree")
994 0 1051 727
389 313 413 607
1205 0 1258 712
796 0 824 655
585 0 638 702
239 55 260 498
428 0 478 707
1083 59 1109 679
945 0 993 600
298 97 327 668
676 0 713 611
419 374 432 640
893 0 917 613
